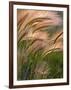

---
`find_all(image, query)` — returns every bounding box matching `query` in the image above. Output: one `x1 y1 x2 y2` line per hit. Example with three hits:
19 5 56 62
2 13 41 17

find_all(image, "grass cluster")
17 40 63 80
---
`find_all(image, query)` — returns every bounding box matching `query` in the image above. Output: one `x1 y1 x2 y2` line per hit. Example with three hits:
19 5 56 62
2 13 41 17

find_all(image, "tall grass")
17 10 63 80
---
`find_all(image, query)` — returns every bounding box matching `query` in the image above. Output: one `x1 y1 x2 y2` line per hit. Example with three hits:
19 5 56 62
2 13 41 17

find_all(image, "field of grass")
17 10 63 80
